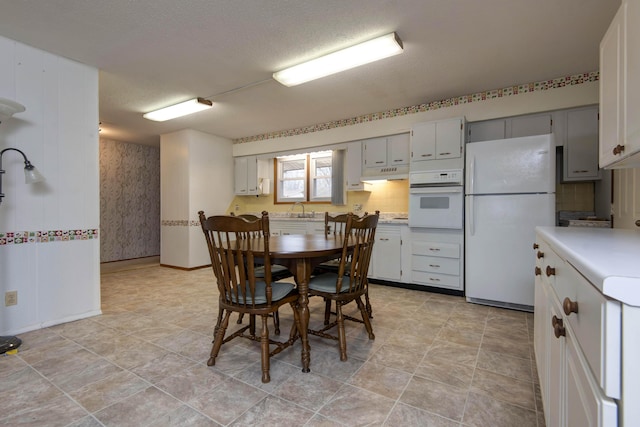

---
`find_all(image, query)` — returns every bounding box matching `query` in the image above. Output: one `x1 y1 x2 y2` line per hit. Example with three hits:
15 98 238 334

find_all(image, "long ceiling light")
143 97 212 122
273 32 403 87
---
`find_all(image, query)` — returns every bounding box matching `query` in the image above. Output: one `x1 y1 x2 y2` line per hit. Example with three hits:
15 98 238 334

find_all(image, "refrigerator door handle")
468 196 475 236
469 156 475 195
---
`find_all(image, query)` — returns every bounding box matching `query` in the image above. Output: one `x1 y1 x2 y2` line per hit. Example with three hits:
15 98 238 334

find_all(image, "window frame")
274 151 332 204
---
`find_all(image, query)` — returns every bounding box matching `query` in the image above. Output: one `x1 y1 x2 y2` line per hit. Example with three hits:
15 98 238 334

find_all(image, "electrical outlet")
5 291 17 306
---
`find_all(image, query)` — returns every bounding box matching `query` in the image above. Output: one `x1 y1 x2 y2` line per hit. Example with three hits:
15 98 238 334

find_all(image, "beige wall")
231 180 409 216
233 80 599 157
230 79 599 215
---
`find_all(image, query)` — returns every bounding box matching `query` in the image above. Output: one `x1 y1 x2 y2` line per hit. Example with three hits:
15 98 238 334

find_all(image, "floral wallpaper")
99 138 160 262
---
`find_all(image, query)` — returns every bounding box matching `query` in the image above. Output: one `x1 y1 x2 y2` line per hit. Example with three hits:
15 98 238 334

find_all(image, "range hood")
360 164 409 181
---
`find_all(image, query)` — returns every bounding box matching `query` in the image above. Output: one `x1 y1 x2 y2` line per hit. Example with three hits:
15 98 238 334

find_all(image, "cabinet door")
388 133 410 165
612 168 640 229
346 141 367 191
271 222 307 236
371 232 401 281
246 156 259 194
534 264 550 415
599 4 625 168
511 113 553 138
564 107 600 181
467 119 506 143
234 157 249 195
548 299 565 427
411 121 436 161
435 118 463 159
625 0 640 161
363 137 388 168
565 326 618 427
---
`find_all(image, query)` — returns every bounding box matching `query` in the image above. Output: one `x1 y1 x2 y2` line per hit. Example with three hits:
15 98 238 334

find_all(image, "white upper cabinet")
362 134 410 169
563 107 600 181
411 117 464 162
510 113 553 138
362 136 388 167
345 141 369 191
467 119 507 143
600 1 640 168
468 114 552 143
234 155 268 195
387 133 411 165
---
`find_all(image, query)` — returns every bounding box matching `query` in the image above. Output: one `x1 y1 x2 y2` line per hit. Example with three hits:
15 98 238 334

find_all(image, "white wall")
233 80 599 157
0 36 100 335
160 129 233 268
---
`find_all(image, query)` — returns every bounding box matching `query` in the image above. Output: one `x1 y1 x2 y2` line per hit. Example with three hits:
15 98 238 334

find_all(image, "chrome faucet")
291 201 305 218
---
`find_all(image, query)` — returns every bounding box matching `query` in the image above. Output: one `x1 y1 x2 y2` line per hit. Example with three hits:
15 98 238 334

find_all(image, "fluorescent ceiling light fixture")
273 32 403 87
143 97 212 121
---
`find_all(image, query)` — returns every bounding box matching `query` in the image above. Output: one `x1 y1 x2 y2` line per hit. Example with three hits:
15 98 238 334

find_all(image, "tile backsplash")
555 182 595 212
230 179 594 220
228 180 409 215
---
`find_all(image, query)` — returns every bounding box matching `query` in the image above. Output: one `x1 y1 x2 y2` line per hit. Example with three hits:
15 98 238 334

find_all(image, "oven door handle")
409 186 463 194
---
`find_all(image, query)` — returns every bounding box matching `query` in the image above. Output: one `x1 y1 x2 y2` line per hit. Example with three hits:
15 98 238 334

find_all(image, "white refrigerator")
465 134 555 310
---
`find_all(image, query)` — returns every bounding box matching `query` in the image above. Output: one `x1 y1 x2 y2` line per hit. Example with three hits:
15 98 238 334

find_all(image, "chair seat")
255 264 290 278
229 281 295 305
308 273 351 293
316 259 351 274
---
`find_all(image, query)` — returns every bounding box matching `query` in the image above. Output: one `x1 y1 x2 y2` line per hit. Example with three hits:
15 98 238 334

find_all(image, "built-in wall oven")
409 169 464 229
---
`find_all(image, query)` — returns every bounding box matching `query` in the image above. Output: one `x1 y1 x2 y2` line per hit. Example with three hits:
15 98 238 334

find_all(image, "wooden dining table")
253 233 349 373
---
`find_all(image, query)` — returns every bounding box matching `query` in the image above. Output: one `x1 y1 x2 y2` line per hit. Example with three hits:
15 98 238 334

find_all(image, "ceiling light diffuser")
273 32 404 87
143 97 213 122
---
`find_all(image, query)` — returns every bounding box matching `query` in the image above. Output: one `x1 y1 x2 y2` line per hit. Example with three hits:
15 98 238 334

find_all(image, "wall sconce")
0 148 46 205
0 98 45 206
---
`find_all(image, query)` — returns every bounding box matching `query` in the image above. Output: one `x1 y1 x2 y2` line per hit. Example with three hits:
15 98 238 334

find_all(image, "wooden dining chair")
234 213 293 281
317 211 377 323
307 211 379 361
198 210 301 383
231 213 294 333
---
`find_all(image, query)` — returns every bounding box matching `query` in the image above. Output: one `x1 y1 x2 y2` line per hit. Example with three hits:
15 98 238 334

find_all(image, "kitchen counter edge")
536 226 640 307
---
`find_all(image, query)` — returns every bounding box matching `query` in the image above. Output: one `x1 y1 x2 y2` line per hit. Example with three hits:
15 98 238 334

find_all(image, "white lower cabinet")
370 226 402 281
407 228 463 292
533 233 619 427
269 220 307 236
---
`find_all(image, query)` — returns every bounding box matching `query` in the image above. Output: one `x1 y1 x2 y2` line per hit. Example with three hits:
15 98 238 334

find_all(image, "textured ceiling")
0 0 620 146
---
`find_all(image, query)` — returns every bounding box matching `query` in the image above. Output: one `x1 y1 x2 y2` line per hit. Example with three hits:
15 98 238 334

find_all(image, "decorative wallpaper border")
0 229 99 245
161 220 201 227
233 71 599 144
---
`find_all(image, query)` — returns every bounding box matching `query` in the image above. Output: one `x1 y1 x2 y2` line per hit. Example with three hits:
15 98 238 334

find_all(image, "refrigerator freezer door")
465 193 555 308
465 135 555 195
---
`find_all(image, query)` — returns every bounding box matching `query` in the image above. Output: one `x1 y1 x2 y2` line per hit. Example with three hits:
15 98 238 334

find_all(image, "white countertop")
247 212 409 224
536 226 640 306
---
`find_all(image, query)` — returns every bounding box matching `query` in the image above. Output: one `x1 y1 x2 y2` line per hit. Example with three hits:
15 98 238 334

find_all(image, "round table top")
262 234 348 258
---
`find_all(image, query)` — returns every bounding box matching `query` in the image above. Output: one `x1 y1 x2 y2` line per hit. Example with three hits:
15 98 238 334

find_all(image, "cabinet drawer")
411 241 459 258
554 260 621 399
412 271 460 289
535 240 560 288
411 255 459 275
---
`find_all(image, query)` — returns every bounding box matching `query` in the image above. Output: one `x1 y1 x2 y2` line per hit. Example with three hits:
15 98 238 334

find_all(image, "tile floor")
0 265 545 426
